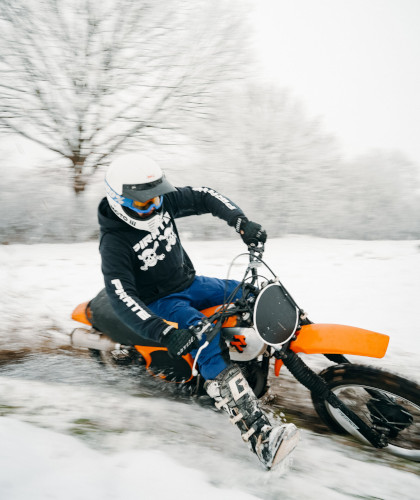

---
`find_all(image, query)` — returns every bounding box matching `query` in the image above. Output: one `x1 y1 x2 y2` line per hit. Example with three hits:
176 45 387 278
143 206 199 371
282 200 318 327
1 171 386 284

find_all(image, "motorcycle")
71 245 420 463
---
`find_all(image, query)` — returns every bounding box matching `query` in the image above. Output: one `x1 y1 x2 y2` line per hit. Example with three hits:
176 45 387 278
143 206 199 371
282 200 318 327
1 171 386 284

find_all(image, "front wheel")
311 364 420 462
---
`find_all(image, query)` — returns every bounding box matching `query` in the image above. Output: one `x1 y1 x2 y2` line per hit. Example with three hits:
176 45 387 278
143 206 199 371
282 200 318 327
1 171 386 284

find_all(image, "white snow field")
0 236 419 499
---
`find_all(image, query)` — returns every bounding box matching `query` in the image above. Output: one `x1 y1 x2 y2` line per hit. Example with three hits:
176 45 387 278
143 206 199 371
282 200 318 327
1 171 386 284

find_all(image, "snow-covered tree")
196 83 342 236
0 0 251 193
330 150 420 239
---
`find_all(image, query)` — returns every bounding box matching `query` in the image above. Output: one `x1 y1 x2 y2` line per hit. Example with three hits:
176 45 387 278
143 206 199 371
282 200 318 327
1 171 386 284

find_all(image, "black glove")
235 217 267 246
160 327 200 358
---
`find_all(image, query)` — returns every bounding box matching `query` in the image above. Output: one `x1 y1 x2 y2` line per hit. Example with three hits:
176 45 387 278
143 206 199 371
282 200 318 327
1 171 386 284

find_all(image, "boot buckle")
242 426 256 442
215 397 229 410
230 412 243 425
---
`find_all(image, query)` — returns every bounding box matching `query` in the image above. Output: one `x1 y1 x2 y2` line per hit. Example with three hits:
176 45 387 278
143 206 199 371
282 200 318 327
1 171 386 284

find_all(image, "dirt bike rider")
99 152 300 470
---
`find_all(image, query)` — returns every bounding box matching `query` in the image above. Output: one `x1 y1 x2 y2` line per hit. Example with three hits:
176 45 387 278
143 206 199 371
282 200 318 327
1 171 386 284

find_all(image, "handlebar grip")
248 242 265 254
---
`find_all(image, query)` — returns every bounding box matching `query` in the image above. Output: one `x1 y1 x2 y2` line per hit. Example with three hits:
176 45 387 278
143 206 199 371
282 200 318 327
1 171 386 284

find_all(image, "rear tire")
311 364 420 462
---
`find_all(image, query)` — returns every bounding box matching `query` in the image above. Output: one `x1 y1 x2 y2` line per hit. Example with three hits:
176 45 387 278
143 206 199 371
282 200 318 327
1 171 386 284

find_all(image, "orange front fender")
291 324 389 357
274 324 389 376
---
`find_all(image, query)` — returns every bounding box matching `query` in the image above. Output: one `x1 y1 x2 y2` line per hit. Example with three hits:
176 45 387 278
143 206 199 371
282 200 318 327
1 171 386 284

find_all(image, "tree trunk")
72 158 87 195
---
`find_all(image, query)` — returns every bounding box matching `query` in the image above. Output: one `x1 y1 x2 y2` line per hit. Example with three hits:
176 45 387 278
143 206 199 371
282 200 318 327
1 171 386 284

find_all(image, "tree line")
1 0 419 243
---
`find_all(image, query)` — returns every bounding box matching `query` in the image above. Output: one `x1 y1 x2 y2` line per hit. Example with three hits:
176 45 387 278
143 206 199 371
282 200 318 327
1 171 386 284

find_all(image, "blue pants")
148 275 241 380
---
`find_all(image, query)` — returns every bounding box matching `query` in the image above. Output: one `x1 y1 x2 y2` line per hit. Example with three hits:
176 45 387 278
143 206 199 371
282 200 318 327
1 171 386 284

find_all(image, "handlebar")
190 243 269 376
190 243 309 376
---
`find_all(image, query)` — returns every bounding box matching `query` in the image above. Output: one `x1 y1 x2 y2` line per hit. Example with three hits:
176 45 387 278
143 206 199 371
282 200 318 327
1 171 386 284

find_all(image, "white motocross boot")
205 364 300 470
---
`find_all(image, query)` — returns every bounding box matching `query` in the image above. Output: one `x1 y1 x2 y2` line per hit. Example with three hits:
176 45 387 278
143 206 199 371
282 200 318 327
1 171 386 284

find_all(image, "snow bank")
1 236 419 499
0 417 258 500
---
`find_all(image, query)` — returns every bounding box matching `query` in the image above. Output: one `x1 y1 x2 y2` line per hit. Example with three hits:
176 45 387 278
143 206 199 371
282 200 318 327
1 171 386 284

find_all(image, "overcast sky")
253 0 420 164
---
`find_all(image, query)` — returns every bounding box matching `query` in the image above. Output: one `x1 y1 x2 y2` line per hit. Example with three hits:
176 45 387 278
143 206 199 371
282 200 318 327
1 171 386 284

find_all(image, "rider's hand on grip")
160 327 199 358
236 217 267 246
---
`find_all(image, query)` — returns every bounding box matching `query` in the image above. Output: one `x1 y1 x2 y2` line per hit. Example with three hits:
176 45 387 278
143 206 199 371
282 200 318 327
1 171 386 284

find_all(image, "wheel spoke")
311 364 420 462
328 384 420 460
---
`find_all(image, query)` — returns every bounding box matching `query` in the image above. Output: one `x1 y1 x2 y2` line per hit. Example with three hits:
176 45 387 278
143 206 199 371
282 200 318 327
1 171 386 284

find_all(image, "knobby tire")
311 363 420 462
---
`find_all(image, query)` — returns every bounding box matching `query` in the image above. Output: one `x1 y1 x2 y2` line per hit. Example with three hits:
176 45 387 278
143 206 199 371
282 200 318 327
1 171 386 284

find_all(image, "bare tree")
0 0 251 193
206 85 420 239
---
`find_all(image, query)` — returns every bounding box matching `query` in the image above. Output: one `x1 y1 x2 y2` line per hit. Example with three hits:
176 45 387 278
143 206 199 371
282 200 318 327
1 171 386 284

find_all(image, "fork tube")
277 349 387 448
324 354 351 364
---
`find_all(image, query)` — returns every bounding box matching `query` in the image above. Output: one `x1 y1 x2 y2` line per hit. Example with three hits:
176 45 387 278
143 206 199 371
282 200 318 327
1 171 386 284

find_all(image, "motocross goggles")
131 196 163 214
106 180 163 214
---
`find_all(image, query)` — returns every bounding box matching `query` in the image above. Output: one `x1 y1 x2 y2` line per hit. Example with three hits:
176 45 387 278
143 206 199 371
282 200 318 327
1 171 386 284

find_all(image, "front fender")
274 323 389 376
291 324 389 358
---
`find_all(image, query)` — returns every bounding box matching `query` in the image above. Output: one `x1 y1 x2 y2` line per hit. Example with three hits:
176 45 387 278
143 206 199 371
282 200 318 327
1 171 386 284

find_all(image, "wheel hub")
367 397 414 438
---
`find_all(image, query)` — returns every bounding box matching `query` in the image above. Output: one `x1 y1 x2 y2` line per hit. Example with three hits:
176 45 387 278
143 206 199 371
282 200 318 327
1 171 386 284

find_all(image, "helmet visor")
122 173 176 202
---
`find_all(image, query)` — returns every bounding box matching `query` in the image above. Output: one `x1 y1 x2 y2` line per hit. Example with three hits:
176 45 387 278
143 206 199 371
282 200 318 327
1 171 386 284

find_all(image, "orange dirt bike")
71 245 420 463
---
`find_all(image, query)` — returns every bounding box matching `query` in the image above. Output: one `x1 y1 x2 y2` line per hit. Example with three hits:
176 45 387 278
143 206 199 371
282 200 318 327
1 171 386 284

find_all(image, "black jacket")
98 186 244 342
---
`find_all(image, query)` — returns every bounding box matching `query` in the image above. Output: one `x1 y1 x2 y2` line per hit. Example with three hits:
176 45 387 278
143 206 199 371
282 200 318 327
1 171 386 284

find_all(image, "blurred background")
1 3 420 498
1 0 419 244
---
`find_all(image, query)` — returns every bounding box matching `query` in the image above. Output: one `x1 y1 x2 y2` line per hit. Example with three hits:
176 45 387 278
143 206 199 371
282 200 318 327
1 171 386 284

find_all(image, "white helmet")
105 153 176 232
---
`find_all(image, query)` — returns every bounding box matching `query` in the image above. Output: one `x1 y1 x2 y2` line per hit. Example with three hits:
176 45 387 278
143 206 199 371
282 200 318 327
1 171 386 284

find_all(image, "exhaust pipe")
70 328 120 352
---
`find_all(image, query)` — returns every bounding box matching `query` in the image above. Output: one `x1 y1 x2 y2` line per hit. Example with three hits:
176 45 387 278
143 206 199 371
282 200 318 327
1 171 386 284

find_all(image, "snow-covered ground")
0 236 419 499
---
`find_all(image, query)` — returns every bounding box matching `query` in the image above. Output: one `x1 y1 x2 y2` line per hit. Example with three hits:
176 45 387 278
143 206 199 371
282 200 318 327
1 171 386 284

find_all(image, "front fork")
274 348 388 448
